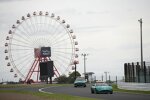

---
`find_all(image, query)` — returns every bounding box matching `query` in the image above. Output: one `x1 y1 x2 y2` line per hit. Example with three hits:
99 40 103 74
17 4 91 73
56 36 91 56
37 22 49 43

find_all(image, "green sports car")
91 82 113 94
74 77 86 87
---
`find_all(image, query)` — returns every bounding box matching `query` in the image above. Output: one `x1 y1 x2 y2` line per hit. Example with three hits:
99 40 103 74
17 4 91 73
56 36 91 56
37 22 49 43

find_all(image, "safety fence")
118 82 150 91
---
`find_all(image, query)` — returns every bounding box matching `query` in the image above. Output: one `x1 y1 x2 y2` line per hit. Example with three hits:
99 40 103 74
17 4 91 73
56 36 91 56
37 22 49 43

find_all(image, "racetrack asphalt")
41 85 150 100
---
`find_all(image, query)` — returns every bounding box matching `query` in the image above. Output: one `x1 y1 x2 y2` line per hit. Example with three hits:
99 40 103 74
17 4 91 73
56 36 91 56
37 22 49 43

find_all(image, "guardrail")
118 82 150 91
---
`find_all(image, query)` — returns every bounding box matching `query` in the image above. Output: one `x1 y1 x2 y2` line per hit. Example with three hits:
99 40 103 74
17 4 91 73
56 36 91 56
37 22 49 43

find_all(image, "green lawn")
0 83 67 88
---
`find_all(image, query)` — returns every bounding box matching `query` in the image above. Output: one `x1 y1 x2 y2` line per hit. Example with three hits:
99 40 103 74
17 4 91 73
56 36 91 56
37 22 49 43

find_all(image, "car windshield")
75 78 85 81
95 83 109 86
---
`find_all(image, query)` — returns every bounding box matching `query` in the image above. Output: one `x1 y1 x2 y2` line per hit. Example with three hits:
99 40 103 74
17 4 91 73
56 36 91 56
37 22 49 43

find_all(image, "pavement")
40 85 150 100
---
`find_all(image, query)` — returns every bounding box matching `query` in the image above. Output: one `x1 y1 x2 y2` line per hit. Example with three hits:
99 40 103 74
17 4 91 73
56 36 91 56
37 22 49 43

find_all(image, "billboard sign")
41 47 51 57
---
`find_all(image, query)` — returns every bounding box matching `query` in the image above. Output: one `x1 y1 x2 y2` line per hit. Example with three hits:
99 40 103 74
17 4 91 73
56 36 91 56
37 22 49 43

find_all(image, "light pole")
101 74 103 82
81 53 88 79
104 72 109 82
138 18 143 69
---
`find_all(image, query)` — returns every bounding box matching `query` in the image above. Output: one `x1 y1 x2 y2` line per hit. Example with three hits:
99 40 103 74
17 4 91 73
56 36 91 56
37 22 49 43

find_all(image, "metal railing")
118 82 150 91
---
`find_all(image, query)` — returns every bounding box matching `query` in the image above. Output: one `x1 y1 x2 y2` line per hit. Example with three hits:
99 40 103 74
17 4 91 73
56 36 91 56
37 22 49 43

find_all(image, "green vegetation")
112 84 150 94
55 71 81 83
0 83 71 88
0 90 98 100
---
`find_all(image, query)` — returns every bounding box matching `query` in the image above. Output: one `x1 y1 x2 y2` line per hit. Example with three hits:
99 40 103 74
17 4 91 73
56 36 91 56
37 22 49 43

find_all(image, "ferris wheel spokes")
5 11 79 82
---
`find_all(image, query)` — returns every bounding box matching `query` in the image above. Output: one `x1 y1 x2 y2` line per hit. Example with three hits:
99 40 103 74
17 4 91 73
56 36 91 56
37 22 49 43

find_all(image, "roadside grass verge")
0 90 98 100
0 83 71 88
112 84 150 94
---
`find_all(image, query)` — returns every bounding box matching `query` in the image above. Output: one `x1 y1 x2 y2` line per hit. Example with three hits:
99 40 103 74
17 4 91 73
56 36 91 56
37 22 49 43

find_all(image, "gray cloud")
74 25 116 33
56 8 83 15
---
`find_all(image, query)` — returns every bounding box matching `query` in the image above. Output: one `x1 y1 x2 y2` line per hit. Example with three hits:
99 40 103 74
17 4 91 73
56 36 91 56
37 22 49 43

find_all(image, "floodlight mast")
138 18 143 70
104 71 109 82
81 53 88 79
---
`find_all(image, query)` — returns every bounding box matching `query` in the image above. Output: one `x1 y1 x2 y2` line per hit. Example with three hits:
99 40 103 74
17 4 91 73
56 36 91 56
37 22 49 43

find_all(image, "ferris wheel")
4 11 79 82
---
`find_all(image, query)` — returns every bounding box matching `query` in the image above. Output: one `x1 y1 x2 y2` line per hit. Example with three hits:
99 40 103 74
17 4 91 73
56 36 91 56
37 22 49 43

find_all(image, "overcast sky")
0 0 150 82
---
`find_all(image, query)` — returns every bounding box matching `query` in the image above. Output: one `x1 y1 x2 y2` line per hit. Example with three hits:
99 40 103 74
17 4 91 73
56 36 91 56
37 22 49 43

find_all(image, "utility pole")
102 75 103 82
138 18 143 69
109 75 110 83
81 53 88 79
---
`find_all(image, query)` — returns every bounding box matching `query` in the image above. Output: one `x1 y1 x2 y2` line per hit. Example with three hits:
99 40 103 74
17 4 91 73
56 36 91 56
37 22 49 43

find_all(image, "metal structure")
124 62 150 83
104 71 109 82
81 53 88 79
84 72 94 83
138 18 144 70
4 11 79 82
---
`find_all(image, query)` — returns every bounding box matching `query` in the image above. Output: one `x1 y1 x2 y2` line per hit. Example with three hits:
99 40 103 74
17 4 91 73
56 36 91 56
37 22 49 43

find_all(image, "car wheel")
94 89 99 94
91 89 94 94
84 85 86 87
91 91 94 94
74 85 77 88
110 91 113 94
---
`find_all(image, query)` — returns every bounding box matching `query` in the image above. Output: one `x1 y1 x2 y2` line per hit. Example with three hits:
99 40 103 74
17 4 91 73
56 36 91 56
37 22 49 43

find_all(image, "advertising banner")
41 47 51 57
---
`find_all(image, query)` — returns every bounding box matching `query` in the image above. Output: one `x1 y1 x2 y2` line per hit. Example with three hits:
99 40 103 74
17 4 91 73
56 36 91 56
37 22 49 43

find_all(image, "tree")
54 71 81 84
68 71 81 83
55 75 68 84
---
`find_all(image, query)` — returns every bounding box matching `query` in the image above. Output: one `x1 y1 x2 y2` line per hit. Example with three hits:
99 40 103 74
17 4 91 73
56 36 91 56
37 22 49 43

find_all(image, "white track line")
39 87 53 94
39 86 60 94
